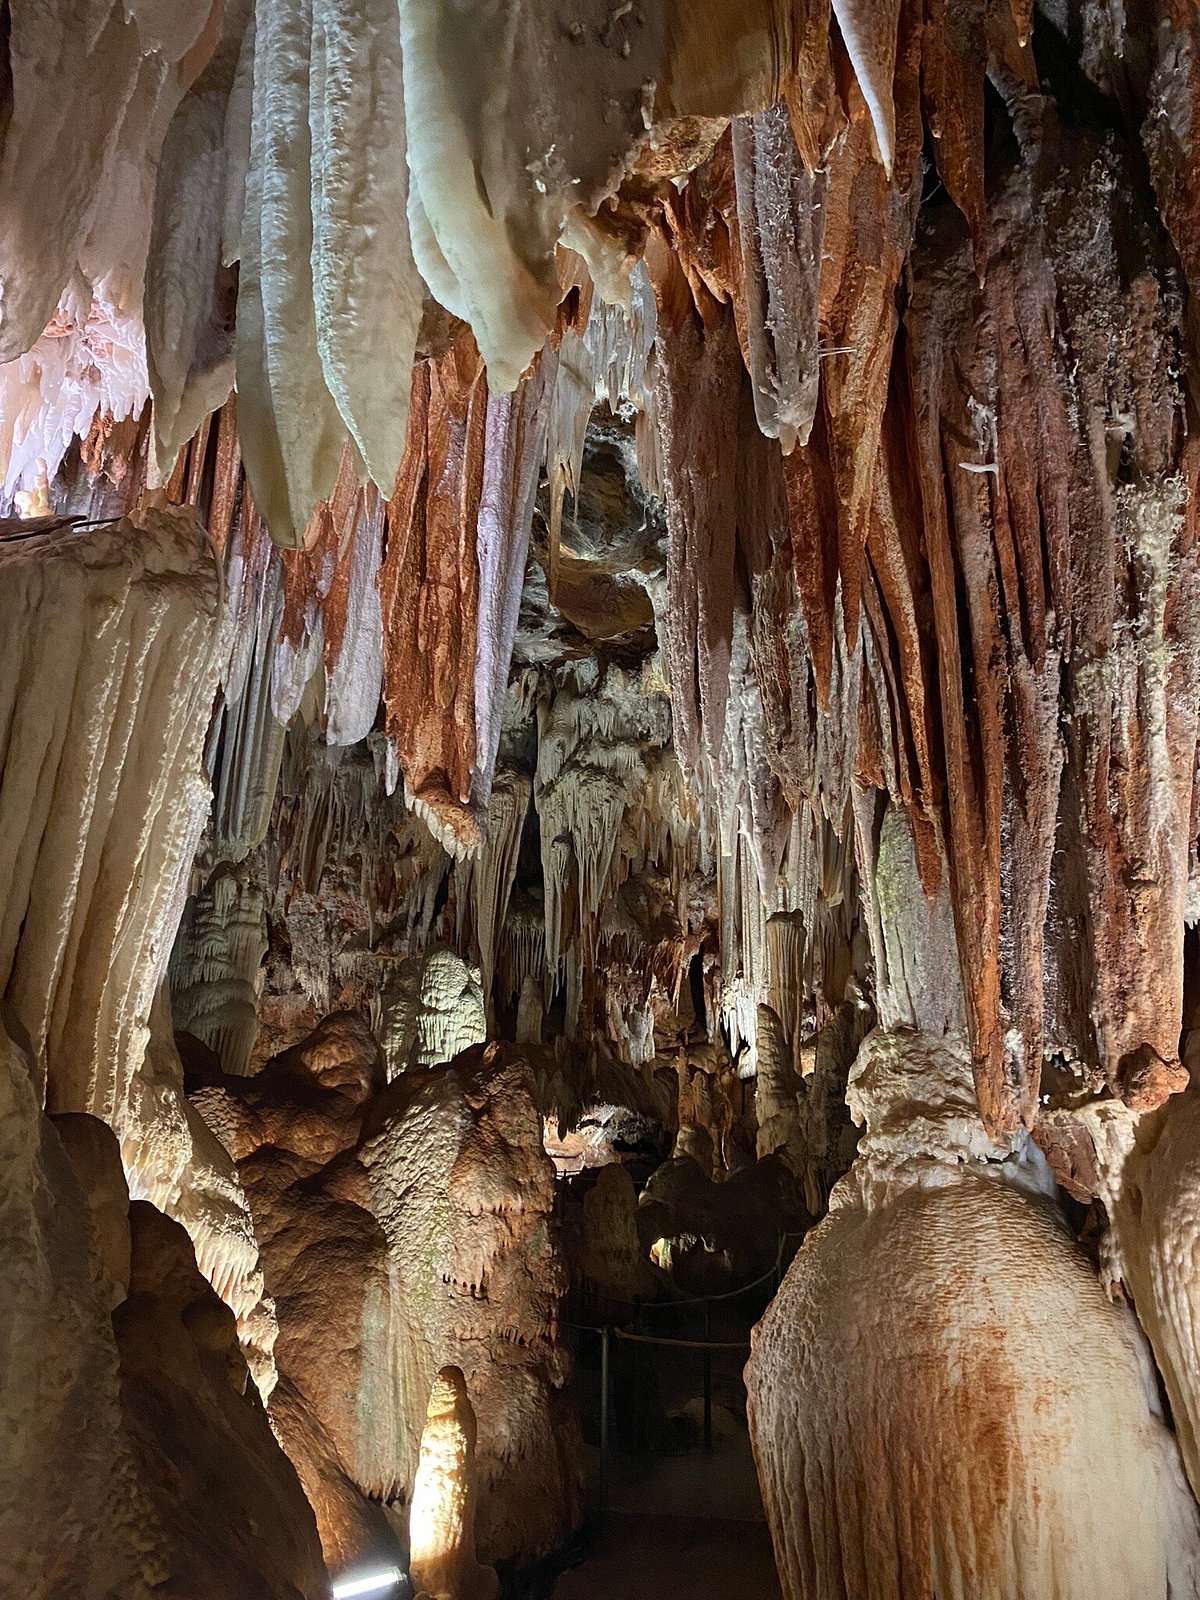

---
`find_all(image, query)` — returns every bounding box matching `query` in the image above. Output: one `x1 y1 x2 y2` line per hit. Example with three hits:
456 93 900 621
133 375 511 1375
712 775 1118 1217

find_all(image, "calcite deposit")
0 1015 327 1600
409 1366 499 1600
192 1022 580 1569
7 1 1200 1596
746 1033 1200 1600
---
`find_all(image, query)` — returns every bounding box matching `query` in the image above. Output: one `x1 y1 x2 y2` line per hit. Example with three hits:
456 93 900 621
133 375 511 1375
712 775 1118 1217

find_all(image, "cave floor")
549 1509 779 1600
549 1417 780 1599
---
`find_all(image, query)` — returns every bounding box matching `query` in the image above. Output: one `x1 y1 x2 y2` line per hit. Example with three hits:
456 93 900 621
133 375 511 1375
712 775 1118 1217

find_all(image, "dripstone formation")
5 4 1200 1598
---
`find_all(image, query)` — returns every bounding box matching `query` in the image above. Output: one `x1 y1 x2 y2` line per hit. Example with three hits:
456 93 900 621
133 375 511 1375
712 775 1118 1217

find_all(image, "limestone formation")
194 1022 580 1568
8 3 1200 1595
409 1366 499 1600
378 945 487 1078
0 508 221 1126
0 1014 328 1600
746 1032 1200 1600
360 1041 583 1562
190 1010 402 1573
1083 1087 1200 1507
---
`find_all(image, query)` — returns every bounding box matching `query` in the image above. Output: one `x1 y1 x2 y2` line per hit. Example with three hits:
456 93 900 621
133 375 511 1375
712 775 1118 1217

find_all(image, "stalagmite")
747 1031 1200 1600
360 1043 582 1561
409 1366 499 1600
1083 1089 1200 1506
10 4 1200 1595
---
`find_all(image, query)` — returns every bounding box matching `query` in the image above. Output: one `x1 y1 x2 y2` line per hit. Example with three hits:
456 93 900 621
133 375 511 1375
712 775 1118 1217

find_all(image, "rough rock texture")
191 1010 403 1573
0 508 221 1125
0 507 281 1370
0 1015 136 1600
746 1031 1200 1600
379 946 487 1077
1084 1087 1200 1506
8 10 1200 1592
360 1041 583 1562
0 1013 328 1600
194 1022 580 1568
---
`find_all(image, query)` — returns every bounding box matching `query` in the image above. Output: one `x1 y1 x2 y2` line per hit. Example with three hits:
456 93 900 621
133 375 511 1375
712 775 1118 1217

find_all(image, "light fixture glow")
331 1567 402 1599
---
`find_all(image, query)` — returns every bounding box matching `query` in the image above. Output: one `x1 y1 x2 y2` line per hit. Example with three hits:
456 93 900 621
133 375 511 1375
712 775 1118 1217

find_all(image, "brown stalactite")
647 237 741 783
380 333 488 850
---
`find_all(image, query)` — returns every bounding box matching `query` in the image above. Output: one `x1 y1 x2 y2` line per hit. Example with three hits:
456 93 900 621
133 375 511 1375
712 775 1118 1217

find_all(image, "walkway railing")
566 1231 804 1505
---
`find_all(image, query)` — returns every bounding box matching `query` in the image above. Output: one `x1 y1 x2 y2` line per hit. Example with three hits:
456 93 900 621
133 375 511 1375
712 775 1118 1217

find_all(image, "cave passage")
5 3 1200 1599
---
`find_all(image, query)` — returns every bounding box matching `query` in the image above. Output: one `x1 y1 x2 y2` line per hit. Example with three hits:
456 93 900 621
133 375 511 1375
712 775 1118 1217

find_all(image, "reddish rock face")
13 6 1200 1596
193 1021 580 1570
191 1012 401 1572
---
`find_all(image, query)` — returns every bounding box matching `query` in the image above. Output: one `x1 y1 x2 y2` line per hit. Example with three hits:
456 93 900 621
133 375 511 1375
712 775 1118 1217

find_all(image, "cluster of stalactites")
0 0 837 521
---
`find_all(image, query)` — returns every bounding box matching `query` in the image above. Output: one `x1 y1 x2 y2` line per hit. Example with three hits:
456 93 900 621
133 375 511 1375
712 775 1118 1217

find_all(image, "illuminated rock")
747 1032 1200 1600
409 1366 499 1600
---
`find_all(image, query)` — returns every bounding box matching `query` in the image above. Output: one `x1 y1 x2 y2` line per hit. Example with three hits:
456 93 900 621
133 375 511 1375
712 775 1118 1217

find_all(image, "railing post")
599 1324 610 1511
703 1299 713 1451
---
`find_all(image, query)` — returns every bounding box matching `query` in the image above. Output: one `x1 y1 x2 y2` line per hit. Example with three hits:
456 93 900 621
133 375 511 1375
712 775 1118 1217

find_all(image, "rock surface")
0 1013 328 1600
746 1032 1200 1600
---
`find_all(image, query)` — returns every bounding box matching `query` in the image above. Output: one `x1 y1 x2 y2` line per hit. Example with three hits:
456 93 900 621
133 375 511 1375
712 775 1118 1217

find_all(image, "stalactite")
0 0 143 362
731 103 823 453
647 238 740 787
171 867 268 1077
309 0 421 495
396 0 664 391
472 369 554 816
121 989 279 1395
238 0 346 548
145 0 247 479
454 770 531 1014
380 335 487 853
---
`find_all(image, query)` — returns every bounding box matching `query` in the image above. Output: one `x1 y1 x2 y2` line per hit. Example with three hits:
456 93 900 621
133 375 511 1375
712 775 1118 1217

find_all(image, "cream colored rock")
0 508 221 1125
746 1030 1200 1600
195 1026 579 1568
123 992 278 1395
1083 1087 1200 1504
1 1013 328 1600
0 1015 137 1600
171 863 268 1077
361 1042 583 1562
378 945 487 1078
410 1366 499 1600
